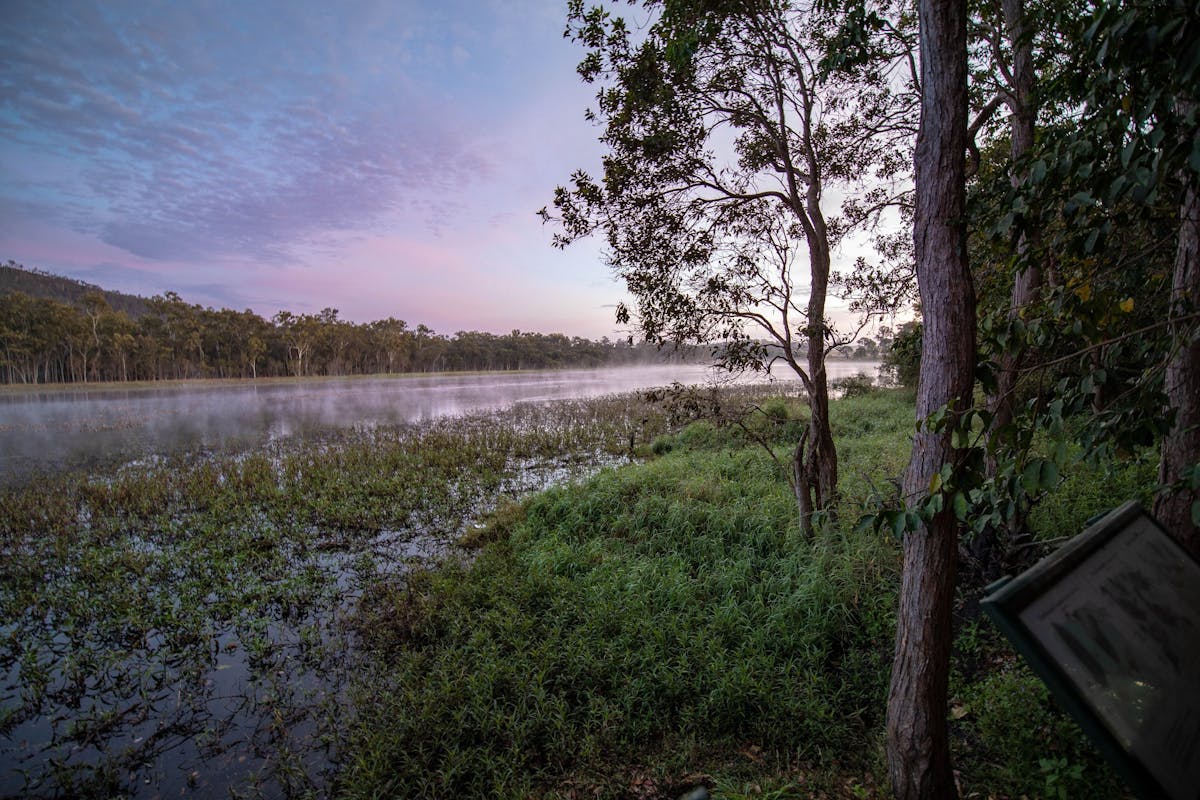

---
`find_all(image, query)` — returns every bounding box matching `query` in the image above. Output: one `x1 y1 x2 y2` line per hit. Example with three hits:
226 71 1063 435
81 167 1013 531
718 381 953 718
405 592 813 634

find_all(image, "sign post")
981 501 1200 800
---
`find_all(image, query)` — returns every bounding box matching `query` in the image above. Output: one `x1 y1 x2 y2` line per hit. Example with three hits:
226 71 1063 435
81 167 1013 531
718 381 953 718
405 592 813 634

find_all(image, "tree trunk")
976 0 1040 581
886 0 971 797
792 427 815 525
987 0 1038 463
804 235 838 517
806 332 838 510
1154 165 1200 558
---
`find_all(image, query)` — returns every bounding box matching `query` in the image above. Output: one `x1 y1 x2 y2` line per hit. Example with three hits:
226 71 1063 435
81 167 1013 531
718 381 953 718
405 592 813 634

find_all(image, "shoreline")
0 359 882 396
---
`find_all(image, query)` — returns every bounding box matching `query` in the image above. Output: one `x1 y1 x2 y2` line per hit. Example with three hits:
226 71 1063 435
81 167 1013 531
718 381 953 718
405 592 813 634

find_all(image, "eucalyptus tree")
971 0 1043 453
885 0 971 793
545 0 916 529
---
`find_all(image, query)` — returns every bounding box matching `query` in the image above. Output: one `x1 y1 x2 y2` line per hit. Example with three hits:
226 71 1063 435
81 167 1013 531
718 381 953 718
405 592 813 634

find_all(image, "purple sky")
0 0 624 336
1 1 867 339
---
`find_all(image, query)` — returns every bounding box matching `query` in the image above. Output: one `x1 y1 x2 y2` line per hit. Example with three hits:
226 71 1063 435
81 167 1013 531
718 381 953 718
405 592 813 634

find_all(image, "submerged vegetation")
0 383 1146 798
0 389 675 797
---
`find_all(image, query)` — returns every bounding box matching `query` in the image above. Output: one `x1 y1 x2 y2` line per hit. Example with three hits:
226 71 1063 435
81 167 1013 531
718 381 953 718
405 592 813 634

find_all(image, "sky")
0 0 866 339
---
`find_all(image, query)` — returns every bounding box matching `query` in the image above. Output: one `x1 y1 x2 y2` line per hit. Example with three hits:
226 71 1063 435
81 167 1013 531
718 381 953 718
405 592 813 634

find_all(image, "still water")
0 362 879 798
0 363 879 485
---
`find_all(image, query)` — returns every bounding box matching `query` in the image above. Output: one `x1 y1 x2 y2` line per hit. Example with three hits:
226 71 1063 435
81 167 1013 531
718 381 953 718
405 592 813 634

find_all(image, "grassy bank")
337 389 1141 799
1 385 1148 798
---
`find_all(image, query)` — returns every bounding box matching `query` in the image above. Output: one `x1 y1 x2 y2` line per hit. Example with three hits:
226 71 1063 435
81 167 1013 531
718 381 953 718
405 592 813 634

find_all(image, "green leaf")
1021 460 1042 494
952 426 970 449
1040 460 1060 489
925 406 949 432
953 491 969 521
929 471 943 494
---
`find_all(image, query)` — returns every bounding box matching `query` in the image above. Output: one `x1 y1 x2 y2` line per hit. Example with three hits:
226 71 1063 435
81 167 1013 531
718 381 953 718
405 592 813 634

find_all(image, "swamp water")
0 363 878 798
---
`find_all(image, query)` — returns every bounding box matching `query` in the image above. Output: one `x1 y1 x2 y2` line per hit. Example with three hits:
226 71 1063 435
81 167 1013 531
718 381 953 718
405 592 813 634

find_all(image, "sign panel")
982 502 1200 800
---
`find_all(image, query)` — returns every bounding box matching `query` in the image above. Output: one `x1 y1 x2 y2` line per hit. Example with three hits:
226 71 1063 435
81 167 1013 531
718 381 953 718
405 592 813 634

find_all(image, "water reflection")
0 362 880 797
0 364 879 485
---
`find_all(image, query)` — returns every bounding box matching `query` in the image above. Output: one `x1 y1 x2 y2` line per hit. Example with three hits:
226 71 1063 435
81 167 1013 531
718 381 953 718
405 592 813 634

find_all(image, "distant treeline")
0 264 703 384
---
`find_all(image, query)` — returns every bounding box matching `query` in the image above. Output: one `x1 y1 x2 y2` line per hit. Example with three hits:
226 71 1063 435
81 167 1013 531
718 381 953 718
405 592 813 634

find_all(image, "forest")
0 263 887 385
0 264 722 383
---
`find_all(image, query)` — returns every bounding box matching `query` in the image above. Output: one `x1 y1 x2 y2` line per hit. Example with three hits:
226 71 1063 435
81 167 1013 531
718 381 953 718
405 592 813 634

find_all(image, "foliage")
878 320 920 388
847 0 1200 577
950 663 1126 798
340 394 911 799
0 263 701 384
829 372 876 398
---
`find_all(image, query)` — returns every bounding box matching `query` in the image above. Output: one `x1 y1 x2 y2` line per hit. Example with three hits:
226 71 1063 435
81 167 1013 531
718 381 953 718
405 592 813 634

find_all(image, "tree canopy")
545 0 917 529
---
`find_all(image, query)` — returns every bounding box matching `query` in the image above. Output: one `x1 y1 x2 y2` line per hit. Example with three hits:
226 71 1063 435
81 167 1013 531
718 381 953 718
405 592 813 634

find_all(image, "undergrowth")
340 387 1140 799
1 384 1148 799
342 433 900 798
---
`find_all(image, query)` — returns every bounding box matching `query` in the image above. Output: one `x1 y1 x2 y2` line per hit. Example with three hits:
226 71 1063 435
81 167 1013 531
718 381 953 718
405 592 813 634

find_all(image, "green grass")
342 444 900 798
337 391 921 798
0 383 1151 798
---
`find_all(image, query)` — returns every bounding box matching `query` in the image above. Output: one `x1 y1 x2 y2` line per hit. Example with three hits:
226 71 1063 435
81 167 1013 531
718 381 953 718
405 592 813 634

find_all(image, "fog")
0 362 880 483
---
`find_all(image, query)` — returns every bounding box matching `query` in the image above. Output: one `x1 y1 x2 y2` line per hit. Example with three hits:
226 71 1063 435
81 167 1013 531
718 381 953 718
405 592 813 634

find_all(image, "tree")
970 0 1200 561
977 0 1042 463
369 318 413 374
545 0 916 531
885 0 970 796
273 310 322 377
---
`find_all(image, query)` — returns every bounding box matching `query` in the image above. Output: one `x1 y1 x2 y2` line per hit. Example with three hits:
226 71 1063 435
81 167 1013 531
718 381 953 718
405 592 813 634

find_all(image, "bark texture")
798 168 839 523
1154 168 1200 559
886 0 972 796
988 0 1039 448
975 0 1040 582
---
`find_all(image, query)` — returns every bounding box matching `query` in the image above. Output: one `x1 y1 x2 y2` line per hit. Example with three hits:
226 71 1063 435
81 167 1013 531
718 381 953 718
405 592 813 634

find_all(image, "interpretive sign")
982 501 1200 800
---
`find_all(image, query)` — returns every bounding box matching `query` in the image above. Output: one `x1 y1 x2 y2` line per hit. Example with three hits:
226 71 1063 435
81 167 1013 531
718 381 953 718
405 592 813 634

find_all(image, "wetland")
0 364 876 798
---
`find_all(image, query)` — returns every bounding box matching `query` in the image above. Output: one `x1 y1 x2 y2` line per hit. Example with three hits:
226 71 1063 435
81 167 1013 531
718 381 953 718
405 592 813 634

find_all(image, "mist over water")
0 361 882 797
0 363 880 485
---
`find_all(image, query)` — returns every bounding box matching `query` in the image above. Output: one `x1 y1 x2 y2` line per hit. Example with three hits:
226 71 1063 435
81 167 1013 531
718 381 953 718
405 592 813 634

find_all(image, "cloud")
0 0 497 264
0 0 633 339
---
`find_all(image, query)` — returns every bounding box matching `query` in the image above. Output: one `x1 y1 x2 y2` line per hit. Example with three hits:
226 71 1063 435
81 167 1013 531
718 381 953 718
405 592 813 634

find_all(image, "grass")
336 390 900 798
0 382 1149 798
342 447 900 798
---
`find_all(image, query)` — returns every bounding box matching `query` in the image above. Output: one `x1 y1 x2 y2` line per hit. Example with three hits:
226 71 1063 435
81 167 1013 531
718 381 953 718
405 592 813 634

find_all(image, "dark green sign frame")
981 501 1200 800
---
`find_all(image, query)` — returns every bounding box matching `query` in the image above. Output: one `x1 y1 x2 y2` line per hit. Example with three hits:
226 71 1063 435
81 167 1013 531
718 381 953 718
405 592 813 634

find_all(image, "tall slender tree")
546 0 916 530
885 0 971 796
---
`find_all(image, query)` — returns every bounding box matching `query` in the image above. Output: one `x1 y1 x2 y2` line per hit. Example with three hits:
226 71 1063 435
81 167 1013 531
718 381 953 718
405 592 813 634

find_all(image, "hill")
1 261 151 318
